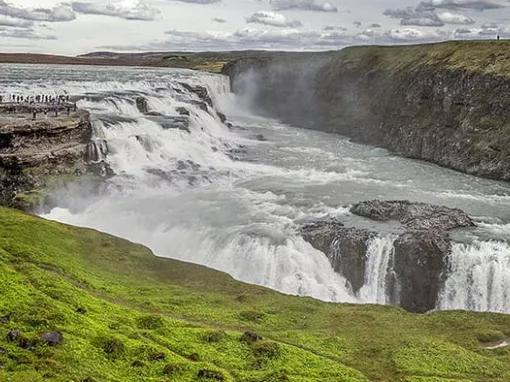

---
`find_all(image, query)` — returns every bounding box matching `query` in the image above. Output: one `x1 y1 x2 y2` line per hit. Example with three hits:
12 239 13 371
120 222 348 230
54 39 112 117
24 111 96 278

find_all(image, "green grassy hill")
0 207 509 381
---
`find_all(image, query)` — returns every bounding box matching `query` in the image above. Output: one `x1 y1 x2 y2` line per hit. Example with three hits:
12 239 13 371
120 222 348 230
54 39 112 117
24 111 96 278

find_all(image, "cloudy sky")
1 0 509 55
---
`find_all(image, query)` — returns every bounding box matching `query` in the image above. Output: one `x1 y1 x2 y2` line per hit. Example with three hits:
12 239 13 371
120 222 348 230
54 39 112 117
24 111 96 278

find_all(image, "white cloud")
0 1 75 22
437 11 475 24
271 0 338 12
247 11 302 27
71 1 160 21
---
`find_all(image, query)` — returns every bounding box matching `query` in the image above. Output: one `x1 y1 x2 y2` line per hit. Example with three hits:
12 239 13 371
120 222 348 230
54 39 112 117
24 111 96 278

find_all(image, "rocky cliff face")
223 42 510 181
301 200 474 313
0 109 95 210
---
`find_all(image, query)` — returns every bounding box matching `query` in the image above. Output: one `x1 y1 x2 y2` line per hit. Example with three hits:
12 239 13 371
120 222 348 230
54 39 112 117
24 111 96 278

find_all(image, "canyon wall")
223 41 510 181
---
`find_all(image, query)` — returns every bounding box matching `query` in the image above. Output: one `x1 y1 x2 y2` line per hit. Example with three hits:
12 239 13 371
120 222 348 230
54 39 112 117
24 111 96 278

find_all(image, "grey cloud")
419 0 509 11
212 17 226 23
247 11 302 27
0 15 33 27
384 7 444 27
170 0 221 3
71 1 159 21
0 26 56 39
270 0 338 12
0 1 75 22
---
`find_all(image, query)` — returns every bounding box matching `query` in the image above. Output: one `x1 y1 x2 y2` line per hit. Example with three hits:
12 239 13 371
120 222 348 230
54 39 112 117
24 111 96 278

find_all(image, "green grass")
333 40 510 77
0 207 509 381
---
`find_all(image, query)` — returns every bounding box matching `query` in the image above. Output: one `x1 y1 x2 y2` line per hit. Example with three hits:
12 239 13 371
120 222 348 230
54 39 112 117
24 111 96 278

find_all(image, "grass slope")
0 207 509 381
329 40 510 77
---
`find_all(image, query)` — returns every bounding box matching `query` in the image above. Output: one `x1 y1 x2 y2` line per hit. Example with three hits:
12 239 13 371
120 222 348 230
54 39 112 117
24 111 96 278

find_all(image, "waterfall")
438 240 510 313
358 235 397 304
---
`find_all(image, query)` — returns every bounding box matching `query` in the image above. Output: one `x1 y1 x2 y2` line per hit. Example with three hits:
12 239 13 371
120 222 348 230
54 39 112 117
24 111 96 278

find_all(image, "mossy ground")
0 207 509 381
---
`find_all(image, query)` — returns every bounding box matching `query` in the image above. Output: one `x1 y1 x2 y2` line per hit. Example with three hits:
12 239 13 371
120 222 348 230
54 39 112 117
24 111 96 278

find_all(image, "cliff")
223 41 510 181
0 106 95 210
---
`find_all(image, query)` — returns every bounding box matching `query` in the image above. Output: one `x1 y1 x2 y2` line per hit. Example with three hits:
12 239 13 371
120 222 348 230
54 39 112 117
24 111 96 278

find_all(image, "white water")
2 64 510 313
438 240 510 313
358 236 397 305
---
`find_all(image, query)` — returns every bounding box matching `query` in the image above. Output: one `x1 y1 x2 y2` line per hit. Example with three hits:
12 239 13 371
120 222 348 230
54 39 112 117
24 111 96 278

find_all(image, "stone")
135 97 148 113
41 331 64 346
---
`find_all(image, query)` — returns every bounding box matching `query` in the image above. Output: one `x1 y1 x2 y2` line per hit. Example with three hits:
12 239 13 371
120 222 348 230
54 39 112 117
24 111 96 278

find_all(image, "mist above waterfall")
2 63 510 313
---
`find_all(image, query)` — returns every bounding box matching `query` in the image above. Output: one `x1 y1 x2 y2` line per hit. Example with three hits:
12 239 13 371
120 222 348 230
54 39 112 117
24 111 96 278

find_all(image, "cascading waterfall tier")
438 240 510 313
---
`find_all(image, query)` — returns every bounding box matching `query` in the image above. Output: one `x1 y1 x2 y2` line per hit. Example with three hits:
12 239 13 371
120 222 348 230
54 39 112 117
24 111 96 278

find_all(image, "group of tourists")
0 94 71 104
0 93 77 120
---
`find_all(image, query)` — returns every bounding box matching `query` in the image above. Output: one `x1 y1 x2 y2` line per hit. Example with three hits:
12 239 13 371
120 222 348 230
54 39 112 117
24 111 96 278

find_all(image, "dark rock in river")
301 200 475 313
135 97 149 113
351 200 474 231
180 83 213 107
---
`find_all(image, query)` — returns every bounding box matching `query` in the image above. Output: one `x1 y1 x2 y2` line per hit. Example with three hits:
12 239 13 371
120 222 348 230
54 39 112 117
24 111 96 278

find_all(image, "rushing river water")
2 63 510 313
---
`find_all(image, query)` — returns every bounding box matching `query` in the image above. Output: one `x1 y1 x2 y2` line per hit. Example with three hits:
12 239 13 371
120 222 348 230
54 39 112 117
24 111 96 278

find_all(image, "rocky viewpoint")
0 103 96 210
301 200 474 313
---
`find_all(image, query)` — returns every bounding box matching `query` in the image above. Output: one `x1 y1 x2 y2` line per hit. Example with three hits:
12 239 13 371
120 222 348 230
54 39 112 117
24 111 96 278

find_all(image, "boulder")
41 331 63 346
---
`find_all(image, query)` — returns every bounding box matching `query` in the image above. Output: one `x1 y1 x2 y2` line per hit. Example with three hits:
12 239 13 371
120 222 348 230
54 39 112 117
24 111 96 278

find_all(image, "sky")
0 0 509 55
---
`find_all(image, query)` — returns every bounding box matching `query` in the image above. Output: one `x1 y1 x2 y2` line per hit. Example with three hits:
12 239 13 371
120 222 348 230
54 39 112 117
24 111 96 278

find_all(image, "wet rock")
41 331 63 346
393 231 450 312
351 200 474 231
189 100 209 112
180 83 213 107
301 200 475 313
216 112 227 123
176 107 190 116
135 97 148 113
302 221 375 293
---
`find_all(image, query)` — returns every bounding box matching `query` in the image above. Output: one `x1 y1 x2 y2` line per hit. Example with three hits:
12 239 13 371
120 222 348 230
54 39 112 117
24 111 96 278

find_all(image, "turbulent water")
2 63 510 313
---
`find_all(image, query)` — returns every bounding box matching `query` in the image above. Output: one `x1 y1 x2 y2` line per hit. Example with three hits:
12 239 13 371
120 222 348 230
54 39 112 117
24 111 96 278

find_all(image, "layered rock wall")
223 42 510 181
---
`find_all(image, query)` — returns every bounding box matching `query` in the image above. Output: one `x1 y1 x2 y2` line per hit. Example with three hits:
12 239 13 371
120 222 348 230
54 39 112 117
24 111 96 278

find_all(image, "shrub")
137 315 164 330
239 310 265 323
475 329 506 343
240 331 262 344
95 336 125 359
253 341 281 359
197 368 225 380
202 330 226 343
163 363 182 375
